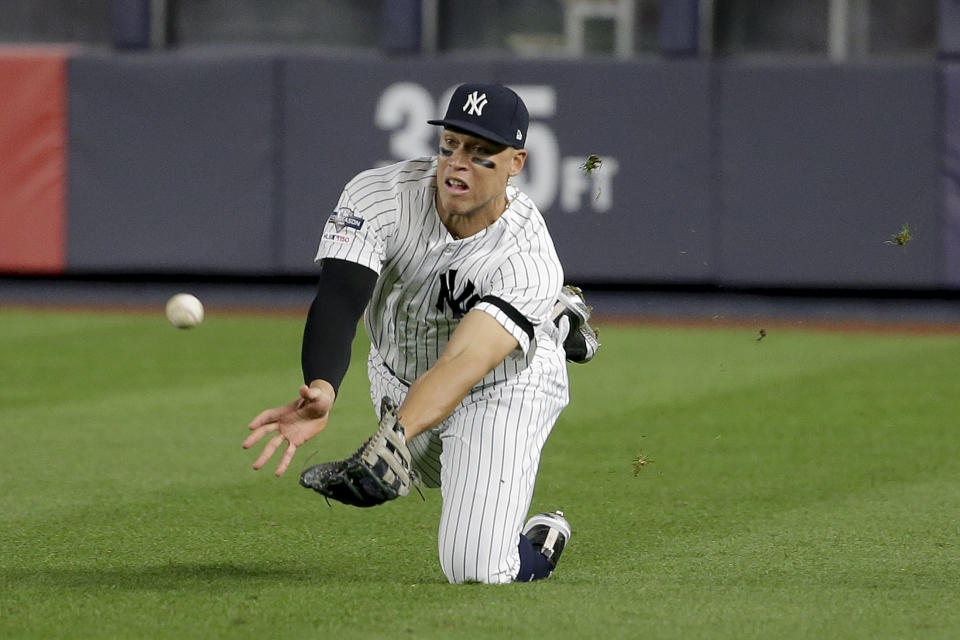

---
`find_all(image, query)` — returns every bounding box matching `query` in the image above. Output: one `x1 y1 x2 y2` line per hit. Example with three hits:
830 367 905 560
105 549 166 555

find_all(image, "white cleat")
522 510 571 569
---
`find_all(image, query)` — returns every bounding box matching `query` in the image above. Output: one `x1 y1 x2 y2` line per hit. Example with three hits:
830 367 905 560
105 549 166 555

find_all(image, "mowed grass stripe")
1 310 957 639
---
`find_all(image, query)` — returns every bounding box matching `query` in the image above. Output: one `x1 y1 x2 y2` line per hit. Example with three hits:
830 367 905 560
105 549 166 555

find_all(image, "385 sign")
374 82 617 215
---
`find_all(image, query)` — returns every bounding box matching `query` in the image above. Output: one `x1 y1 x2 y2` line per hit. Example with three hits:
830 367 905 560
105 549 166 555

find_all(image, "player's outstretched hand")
242 381 335 477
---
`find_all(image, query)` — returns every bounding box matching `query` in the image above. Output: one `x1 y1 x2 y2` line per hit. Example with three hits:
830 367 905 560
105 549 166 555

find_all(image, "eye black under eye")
439 146 453 157
471 157 496 169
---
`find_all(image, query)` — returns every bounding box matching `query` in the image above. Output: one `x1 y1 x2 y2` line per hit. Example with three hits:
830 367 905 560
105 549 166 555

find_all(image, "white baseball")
165 293 204 329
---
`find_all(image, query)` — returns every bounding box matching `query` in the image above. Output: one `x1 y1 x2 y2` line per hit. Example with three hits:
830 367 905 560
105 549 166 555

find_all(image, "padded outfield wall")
0 47 950 289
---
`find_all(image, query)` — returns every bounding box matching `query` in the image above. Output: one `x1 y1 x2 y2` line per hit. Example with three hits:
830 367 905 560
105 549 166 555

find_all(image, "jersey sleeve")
473 247 563 355
315 189 390 275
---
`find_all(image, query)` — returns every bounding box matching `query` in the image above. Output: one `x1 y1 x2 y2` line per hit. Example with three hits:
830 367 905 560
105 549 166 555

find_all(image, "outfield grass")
1 307 958 639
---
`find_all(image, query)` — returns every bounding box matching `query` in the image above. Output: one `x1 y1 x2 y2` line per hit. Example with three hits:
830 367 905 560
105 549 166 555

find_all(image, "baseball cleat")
522 510 571 569
552 285 600 363
552 285 592 329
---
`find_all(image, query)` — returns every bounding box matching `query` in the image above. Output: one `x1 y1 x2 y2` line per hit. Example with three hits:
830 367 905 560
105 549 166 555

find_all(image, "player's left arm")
397 309 518 441
243 258 377 476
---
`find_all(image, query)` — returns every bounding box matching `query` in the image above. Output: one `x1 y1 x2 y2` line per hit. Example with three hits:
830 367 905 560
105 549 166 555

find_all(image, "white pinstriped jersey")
316 156 564 387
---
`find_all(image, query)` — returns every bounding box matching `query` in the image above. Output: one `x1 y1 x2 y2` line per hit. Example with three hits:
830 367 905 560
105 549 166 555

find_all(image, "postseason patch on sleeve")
324 208 365 243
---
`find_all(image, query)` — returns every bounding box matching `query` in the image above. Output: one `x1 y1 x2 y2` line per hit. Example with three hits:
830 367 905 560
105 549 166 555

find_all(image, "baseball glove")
553 285 601 364
299 397 420 507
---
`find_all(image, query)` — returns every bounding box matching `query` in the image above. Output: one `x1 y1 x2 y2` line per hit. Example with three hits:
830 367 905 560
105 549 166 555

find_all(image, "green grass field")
1 307 958 639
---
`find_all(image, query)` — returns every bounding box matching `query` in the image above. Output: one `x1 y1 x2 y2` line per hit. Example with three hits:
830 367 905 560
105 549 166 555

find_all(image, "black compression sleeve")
301 258 378 394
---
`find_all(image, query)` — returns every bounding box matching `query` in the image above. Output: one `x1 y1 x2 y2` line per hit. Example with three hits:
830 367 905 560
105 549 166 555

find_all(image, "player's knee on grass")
438 538 518 585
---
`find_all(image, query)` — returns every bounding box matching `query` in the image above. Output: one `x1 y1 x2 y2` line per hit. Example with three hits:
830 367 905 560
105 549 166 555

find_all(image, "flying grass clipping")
632 453 651 477
886 223 912 247
580 154 603 200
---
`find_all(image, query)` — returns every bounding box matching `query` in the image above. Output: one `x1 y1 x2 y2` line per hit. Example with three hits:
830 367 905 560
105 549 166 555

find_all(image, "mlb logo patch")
328 208 364 233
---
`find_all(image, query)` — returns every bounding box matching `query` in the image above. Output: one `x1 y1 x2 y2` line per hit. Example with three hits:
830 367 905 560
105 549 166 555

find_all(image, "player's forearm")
397 360 483 441
398 309 519 441
300 259 377 394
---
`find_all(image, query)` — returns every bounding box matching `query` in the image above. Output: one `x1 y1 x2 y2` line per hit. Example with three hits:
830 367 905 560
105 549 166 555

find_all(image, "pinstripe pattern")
317 157 564 386
435 345 568 584
368 343 569 584
320 156 570 583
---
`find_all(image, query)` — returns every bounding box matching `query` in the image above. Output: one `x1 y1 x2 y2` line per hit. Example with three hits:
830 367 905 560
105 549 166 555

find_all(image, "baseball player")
243 83 598 584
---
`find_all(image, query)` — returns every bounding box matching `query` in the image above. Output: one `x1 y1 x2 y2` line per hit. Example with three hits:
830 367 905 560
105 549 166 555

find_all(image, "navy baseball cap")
428 83 529 149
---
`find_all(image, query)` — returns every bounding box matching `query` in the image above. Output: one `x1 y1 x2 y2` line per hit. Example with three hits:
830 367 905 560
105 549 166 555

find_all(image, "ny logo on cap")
462 91 488 116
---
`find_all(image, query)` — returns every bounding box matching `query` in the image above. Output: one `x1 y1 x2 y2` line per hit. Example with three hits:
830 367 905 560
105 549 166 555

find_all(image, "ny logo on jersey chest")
436 270 480 319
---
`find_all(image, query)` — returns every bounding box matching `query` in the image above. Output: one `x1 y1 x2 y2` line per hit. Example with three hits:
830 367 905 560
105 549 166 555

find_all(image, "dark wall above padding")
67 51 278 274
717 61 940 288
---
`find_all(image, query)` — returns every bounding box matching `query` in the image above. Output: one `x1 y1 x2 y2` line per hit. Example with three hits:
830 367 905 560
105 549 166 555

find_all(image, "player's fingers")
248 407 282 429
242 422 277 449
274 442 297 477
251 433 284 469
